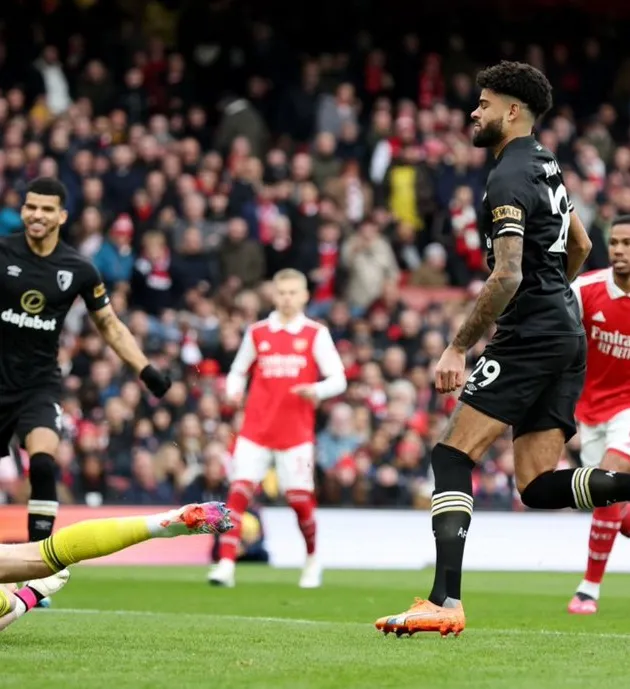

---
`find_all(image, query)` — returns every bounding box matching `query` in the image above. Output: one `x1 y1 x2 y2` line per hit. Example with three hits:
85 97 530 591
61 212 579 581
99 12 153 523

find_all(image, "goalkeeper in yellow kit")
0 501 232 631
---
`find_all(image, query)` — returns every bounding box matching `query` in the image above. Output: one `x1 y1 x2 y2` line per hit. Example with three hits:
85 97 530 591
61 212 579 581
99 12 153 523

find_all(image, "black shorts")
460 330 586 441
0 387 63 455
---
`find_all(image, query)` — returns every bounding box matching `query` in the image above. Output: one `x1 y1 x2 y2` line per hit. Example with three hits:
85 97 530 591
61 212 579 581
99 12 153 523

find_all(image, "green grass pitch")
2 566 629 689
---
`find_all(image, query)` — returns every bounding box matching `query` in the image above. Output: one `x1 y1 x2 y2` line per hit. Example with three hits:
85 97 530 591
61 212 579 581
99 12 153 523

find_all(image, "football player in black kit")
376 61 630 637
0 177 171 566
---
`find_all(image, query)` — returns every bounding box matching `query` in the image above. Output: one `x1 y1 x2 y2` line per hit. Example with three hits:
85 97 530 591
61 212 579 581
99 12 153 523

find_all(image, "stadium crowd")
0 0 626 511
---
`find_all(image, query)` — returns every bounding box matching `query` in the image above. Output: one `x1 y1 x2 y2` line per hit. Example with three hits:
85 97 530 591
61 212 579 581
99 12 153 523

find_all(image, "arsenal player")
209 269 347 588
568 217 630 614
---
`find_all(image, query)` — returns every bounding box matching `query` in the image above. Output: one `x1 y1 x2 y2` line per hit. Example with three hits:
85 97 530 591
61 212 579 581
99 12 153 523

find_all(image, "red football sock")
218 481 254 562
584 503 623 584
286 490 317 555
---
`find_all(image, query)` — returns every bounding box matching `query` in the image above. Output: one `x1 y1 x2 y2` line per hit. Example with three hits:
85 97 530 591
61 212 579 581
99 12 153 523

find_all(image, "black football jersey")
480 135 584 337
0 233 110 397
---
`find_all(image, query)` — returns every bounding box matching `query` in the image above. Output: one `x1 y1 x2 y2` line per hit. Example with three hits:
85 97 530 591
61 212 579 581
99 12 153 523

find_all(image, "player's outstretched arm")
89 304 171 397
566 211 592 282
452 235 524 351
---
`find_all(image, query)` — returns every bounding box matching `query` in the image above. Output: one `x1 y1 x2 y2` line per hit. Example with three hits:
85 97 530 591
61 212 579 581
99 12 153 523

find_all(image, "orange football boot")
375 598 466 637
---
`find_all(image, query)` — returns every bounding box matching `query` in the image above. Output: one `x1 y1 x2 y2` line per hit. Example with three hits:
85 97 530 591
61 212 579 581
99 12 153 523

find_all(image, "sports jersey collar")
22 231 61 259
497 134 536 161
606 267 630 299
268 310 306 334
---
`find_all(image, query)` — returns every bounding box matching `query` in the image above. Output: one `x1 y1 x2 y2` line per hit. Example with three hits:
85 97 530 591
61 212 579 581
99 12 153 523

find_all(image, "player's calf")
520 467 630 509
400 403 502 614
209 481 255 587
569 450 630 612
26 449 59 543
25 440 61 608
25 429 62 522
620 504 630 538
286 489 320 588
516 431 630 510
520 464 630 510
427 443 476 606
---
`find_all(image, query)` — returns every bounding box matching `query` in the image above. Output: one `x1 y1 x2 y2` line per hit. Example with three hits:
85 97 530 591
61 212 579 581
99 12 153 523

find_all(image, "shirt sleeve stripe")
495 226 524 237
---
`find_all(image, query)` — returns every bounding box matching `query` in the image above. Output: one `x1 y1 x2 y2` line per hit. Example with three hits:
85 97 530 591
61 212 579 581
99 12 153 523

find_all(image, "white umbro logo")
7 265 21 277
57 270 73 292
259 341 271 352
592 311 606 323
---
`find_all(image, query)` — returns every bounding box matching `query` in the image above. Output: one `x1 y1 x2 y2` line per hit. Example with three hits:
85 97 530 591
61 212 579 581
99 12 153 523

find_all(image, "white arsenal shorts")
231 436 315 492
579 408 630 467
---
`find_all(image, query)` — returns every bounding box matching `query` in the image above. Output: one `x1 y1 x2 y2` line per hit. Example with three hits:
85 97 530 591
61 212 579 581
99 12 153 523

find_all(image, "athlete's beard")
26 225 58 240
25 224 60 253
472 117 505 148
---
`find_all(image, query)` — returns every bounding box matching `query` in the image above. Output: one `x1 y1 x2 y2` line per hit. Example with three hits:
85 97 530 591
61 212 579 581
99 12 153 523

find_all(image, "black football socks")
428 443 475 606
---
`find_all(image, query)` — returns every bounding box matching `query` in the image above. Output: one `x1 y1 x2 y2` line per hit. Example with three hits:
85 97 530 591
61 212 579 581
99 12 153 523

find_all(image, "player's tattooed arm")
89 304 150 374
452 235 523 351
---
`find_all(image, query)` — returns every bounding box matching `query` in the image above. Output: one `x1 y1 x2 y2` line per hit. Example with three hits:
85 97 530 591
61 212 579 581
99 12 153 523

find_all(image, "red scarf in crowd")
144 249 172 291
256 199 280 244
313 242 339 302
450 204 483 271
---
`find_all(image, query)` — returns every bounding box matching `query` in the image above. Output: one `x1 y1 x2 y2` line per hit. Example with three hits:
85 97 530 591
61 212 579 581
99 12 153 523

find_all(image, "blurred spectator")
181 442 229 504
35 46 72 116
316 83 359 138
0 188 22 236
93 213 135 291
219 217 266 289
317 403 362 472
215 95 270 159
325 160 373 224
131 231 178 315
124 448 175 505
77 60 116 116
342 220 399 312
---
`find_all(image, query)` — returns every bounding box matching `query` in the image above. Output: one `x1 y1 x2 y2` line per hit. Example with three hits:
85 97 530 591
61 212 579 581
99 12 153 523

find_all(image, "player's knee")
229 480 256 503
600 451 630 474
431 443 476 493
25 427 60 456
28 452 56 485
285 489 314 506
515 475 530 496
519 472 552 507
285 489 313 498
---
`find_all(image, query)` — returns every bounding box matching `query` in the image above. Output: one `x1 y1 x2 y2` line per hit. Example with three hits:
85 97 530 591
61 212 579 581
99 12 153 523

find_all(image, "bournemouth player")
210 269 347 588
0 177 171 552
567 218 630 614
374 61 630 638
0 501 232 632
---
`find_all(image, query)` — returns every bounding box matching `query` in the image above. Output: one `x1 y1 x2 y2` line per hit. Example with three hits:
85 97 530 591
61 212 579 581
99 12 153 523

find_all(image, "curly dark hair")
476 61 553 119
